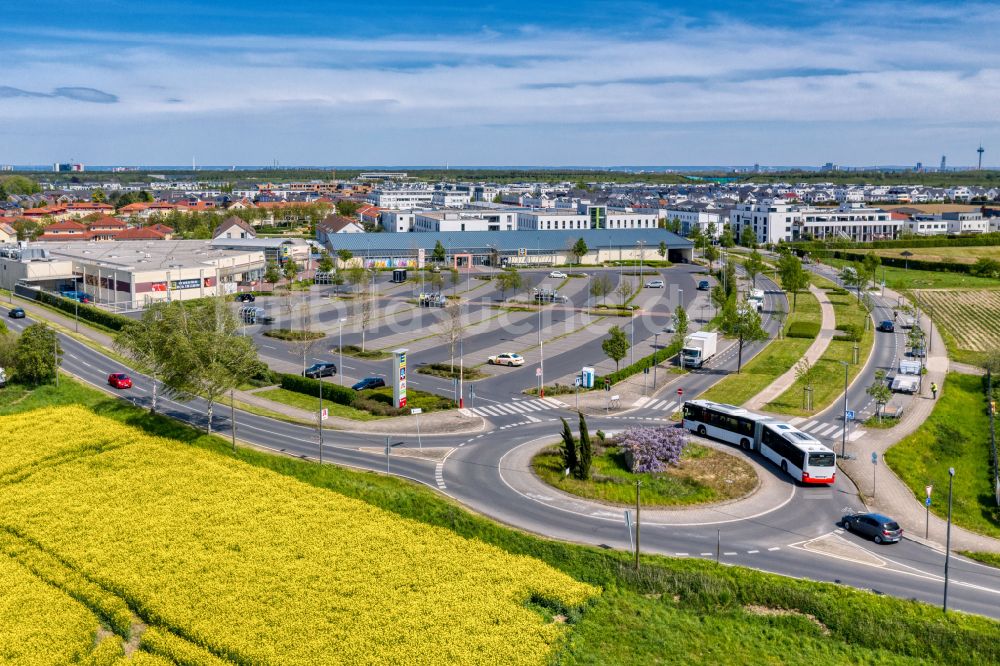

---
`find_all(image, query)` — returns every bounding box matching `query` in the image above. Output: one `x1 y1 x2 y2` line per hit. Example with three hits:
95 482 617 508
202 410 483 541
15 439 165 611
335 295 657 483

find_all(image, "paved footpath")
837 284 1000 554
744 284 835 410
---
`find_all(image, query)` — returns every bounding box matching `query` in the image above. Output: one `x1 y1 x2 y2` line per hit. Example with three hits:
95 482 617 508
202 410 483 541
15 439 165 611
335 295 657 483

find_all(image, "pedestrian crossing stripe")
469 399 561 417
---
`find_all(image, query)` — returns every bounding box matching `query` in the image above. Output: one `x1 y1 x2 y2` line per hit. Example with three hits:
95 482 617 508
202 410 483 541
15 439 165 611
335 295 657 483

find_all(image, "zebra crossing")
789 417 866 442
467 397 569 419
641 398 681 413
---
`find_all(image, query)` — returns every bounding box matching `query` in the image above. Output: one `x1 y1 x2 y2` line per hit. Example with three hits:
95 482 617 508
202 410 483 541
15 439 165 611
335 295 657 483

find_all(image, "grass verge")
699 288 821 406
254 387 384 421
962 551 1000 569
331 345 392 360
3 378 1000 664
885 373 1000 540
417 362 488 380
532 441 756 507
822 257 1000 291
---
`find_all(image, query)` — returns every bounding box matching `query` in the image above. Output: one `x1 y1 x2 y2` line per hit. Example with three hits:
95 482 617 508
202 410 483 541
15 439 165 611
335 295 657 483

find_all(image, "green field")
2 378 1000 664
871 246 1000 265
914 289 1000 366
823 257 1000 291
885 373 1000 540
767 287 875 417
532 442 756 507
699 288 821 406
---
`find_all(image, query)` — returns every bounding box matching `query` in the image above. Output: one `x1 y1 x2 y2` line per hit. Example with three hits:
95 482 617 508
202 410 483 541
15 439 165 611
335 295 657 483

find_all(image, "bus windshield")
808 452 836 467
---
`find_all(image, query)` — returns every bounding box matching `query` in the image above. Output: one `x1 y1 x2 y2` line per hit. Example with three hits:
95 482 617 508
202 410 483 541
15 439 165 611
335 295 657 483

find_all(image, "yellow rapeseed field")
0 407 597 665
0 554 97 664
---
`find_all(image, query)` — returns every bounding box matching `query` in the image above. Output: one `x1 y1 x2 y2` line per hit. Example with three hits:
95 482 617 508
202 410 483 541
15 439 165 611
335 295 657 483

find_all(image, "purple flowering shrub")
617 426 688 473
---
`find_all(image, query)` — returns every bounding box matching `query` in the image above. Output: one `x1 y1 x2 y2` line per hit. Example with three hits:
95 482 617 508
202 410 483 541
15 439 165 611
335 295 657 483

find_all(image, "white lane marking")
768 547 780 551
723 551 738 556
828 428 844 440
801 420 818 432
788 417 805 426
848 429 867 442
747 550 759 554
815 424 838 437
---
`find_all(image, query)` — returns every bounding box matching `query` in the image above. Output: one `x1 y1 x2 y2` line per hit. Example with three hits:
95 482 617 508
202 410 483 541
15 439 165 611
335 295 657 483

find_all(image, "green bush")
263 329 326 342
33 292 131 331
278 373 356 406
786 321 820 339
833 323 862 342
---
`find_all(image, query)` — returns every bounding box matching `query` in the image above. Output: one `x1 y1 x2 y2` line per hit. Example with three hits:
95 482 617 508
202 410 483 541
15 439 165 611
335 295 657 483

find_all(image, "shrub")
263 329 326 341
786 321 820 339
833 323 862 342
617 426 688 473
33 292 131 331
598 338 684 386
278 373 356 406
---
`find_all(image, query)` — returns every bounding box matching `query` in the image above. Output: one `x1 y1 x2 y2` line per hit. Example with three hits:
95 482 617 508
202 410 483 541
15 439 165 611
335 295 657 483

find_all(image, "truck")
747 288 765 312
891 359 922 393
681 331 718 369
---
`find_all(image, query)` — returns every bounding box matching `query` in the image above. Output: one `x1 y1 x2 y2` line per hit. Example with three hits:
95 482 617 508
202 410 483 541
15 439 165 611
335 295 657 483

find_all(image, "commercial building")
366 188 435 209
413 209 518 232
318 228 692 269
0 240 266 309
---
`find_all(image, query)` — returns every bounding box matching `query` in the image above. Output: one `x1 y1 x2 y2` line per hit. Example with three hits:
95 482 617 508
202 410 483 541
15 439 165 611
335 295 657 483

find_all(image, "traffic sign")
871 452 878 465
643 367 649 375
574 377 582 387
677 388 683 397
846 410 856 421
535 367 542 377
410 408 423 415
320 408 329 421
925 496 932 507
925 484 933 498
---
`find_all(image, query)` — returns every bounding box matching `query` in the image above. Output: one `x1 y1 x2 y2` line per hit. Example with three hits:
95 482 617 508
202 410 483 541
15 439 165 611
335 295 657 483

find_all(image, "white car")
645 279 665 288
488 353 525 367
549 271 568 279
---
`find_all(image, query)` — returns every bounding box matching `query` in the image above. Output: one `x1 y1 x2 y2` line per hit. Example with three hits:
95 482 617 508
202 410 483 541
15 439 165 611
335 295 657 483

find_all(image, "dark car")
842 512 903 544
304 362 338 379
235 293 256 303
8 307 25 319
352 377 386 391
107 373 132 390
877 320 894 332
697 280 710 291
259 315 275 325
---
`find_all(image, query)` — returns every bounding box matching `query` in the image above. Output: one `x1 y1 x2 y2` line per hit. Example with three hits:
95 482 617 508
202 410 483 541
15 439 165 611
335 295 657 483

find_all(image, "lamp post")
338 317 347 385
318 377 324 464
838 360 849 457
538 305 544 397
944 467 955 613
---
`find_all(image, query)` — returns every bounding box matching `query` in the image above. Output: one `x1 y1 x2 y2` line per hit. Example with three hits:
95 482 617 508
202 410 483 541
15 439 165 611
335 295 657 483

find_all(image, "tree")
602 325 629 371
115 304 174 413
720 224 735 248
589 274 613 305
688 226 703 249
359 278 376 352
866 369 892 422
91 188 107 203
560 418 578 475
11 324 61 385
449 267 460 295
657 241 667 259
438 300 465 372
494 269 522 300
703 244 719 272
981 348 1000 377
616 278 634 306
0 320 14 369
263 261 282 286
317 251 335 274
142 299 257 434
428 270 445 292
862 252 881 288
335 200 361 217
795 358 819 410
744 250 765 289
433 240 446 263
337 248 354 266
672 305 689 347
347 265 367 294
739 226 758 248
283 259 300 282
777 253 809 311
705 221 718 241
668 217 682 233
772 304 786 339
576 412 592 480
720 297 768 374
971 257 1000 279
570 238 589 264
840 263 867 302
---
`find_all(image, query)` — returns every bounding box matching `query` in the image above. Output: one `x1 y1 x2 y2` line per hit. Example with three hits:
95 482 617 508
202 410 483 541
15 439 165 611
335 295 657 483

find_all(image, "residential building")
413 209 518 232
366 188 435 209
0 222 15 244
381 210 418 233
517 209 590 231
213 216 257 240
663 204 726 238
797 204 898 242
431 190 472 207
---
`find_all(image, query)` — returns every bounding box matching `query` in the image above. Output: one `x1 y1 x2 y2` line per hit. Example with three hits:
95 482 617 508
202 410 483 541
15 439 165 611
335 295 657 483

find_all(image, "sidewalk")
744 284 835 410
837 285 1000 554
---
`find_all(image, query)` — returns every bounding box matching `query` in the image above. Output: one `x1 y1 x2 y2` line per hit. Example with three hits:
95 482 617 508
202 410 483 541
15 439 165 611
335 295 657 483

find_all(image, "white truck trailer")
891 359 923 393
681 331 719 369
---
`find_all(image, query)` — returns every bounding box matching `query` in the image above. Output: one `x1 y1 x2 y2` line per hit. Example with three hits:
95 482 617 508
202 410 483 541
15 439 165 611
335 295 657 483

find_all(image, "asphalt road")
4 274 999 620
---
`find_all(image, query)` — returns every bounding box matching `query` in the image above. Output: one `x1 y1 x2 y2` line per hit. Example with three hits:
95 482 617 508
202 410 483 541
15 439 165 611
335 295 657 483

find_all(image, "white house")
212 216 257 240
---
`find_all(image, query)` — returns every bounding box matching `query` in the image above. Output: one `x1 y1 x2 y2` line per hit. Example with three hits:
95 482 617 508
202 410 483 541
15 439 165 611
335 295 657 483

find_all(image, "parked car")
697 280 710 291
352 377 386 391
662 321 677 334
107 373 133 390
235 293 256 303
8 307 25 319
488 353 525 367
841 512 903 544
304 362 338 379
549 271 568 279
259 315 275 325
877 320 894 332
645 279 665 288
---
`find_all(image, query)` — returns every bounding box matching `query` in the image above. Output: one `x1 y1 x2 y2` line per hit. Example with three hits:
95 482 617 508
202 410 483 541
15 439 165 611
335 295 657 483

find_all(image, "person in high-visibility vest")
930 382 938 400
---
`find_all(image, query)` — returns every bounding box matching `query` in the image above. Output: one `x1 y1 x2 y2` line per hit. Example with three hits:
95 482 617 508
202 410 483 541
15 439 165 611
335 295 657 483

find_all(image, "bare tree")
616 278 634 307
359 278 376 352
795 358 818 411
438 300 465 372
288 296 319 374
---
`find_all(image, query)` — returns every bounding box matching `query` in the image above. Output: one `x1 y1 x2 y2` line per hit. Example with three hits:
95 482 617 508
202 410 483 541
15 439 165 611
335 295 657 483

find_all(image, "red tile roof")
42 219 88 232
115 227 167 240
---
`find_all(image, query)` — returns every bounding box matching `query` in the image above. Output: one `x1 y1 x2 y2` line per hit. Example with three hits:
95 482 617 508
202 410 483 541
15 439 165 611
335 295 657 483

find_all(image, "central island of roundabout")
500 423 797 527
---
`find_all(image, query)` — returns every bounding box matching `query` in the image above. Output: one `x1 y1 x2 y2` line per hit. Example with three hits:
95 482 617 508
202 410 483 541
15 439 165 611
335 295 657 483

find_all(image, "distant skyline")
1 1 998 167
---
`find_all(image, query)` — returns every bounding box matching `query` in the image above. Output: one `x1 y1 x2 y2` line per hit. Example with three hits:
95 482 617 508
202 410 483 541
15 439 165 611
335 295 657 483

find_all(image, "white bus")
682 400 836 485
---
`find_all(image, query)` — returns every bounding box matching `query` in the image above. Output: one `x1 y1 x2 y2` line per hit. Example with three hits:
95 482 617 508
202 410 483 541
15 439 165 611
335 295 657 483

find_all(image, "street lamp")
338 317 347 385
944 466 955 613
838 360 849 457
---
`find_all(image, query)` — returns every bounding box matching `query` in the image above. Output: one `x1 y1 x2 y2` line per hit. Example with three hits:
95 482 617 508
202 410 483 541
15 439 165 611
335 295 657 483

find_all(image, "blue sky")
1 1 997 167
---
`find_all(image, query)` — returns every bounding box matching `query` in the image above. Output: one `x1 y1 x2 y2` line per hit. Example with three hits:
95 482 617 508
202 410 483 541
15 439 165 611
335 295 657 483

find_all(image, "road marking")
848 429 867 442
815 424 838 437
768 547 780 551
788 417 805 426
674 552 689 557
747 550 759 554
827 428 844 440
723 551 737 556
700 552 713 557
801 420 818 432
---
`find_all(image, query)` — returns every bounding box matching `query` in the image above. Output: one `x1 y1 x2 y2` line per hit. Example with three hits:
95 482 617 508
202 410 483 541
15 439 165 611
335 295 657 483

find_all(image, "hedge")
791 232 1000 252
32 291 132 331
786 321 820 339
598 338 684 386
820 250 972 274
278 373 356 406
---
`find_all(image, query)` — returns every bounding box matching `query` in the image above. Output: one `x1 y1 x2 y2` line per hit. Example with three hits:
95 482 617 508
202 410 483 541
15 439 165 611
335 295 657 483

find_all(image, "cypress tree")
560 418 578 474
576 411 592 480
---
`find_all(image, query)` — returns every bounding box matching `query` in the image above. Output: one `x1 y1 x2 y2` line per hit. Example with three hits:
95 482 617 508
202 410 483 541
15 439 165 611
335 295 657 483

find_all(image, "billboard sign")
393 348 408 408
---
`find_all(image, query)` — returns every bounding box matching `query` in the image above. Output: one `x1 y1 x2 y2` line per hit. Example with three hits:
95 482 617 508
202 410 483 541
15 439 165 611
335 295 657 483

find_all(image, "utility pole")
944 467 955 613
318 377 324 464
230 388 236 452
634 480 641 572
54 336 59 388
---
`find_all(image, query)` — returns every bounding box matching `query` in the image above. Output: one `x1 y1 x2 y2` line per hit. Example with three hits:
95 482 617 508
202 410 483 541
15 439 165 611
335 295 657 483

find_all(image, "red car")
108 373 132 389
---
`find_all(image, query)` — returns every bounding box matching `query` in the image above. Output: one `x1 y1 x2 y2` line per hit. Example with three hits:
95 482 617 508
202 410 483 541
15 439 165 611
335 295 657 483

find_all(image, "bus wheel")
740 438 750 451
780 460 788 474
697 426 707 436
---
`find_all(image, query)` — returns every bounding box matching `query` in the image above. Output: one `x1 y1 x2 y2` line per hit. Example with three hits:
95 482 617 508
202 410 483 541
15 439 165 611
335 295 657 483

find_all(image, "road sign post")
411 407 423 450
871 452 878 502
925 485 933 539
